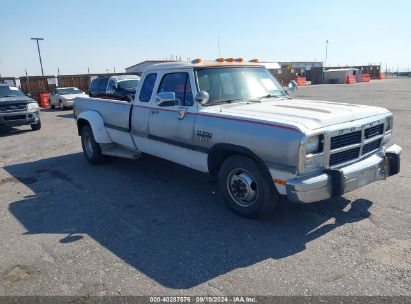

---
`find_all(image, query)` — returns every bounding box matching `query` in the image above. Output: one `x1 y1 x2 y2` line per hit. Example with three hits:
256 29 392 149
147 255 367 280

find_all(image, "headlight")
27 102 39 111
385 116 393 131
305 135 321 154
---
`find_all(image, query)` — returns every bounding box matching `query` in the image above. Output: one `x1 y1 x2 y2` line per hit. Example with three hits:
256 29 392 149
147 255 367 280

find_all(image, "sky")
0 0 410 77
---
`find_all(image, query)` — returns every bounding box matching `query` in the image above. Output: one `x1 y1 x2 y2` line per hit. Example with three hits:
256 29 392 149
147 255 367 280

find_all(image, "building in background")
277 61 323 83
278 61 323 70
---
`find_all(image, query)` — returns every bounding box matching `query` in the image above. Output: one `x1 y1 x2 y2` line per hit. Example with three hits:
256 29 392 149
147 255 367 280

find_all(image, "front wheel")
31 120 41 131
80 125 106 165
49 100 55 109
218 155 278 219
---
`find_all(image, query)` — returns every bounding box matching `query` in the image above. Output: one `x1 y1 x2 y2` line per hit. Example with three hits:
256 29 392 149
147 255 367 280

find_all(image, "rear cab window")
90 78 101 90
139 73 157 102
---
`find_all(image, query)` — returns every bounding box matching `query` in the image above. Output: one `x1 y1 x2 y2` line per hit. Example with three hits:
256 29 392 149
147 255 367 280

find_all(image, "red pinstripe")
134 104 301 133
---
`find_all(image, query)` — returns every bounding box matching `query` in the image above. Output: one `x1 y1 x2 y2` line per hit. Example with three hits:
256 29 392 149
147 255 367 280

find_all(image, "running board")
101 146 141 160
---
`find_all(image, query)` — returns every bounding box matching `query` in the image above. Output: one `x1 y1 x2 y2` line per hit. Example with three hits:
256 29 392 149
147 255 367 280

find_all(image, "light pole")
324 40 329 68
30 37 45 76
217 35 221 58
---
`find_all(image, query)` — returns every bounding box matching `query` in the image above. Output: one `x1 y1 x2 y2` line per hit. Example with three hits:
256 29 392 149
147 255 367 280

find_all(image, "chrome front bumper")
286 144 402 203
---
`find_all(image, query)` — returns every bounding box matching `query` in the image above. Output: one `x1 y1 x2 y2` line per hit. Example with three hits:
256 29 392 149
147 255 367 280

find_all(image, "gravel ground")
0 79 410 296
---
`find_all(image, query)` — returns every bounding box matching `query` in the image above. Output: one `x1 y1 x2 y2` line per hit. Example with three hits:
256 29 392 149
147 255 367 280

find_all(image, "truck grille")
328 122 384 167
331 131 361 149
329 148 360 166
362 139 382 155
0 103 27 112
364 124 384 139
3 115 26 121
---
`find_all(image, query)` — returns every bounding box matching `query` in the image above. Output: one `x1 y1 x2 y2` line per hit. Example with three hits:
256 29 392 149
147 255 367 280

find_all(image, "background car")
49 87 88 110
88 75 140 102
0 84 41 131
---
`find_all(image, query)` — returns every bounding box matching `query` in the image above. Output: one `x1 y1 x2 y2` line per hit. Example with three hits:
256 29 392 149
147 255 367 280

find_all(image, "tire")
218 155 278 219
59 100 65 110
49 100 55 109
80 125 106 165
31 120 41 131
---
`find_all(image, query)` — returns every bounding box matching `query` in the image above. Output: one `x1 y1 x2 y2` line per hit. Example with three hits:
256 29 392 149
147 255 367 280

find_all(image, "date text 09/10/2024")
149 296 256 303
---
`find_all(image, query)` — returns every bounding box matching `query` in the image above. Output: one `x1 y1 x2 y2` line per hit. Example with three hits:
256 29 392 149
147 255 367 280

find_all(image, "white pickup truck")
74 59 401 218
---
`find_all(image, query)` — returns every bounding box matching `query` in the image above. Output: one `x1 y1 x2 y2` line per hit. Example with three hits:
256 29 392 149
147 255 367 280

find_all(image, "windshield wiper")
213 98 244 105
252 94 282 101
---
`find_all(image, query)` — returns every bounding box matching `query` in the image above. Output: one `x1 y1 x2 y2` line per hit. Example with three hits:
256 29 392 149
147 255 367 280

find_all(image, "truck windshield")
118 79 139 90
196 67 287 105
0 86 26 98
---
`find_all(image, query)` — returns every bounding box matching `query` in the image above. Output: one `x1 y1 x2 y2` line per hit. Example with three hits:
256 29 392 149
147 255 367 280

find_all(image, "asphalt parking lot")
0 79 410 296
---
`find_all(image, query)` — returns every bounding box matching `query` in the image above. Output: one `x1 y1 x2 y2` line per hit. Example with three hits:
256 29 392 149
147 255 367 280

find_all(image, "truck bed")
74 97 132 131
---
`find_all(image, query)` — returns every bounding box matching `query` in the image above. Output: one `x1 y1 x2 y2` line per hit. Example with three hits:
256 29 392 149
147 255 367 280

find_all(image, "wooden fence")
9 73 139 102
269 67 306 86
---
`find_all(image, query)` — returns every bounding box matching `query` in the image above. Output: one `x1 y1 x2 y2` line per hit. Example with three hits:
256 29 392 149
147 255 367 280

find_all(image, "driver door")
148 71 196 148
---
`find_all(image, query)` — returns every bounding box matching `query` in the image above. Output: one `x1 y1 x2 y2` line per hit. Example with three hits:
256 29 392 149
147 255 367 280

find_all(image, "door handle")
177 108 188 120
150 110 159 114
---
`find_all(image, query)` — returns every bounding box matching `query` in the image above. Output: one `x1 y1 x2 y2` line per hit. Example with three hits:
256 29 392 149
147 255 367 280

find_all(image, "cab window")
99 78 109 91
107 79 116 92
90 78 101 90
157 72 193 106
139 73 157 102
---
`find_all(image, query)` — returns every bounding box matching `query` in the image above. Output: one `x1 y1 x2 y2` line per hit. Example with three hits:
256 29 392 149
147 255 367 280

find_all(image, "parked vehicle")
0 84 41 131
74 59 401 218
49 87 88 110
88 75 140 102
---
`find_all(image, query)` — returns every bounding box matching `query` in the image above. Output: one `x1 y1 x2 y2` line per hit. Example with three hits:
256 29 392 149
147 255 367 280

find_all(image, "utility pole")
217 35 221 58
25 69 31 94
57 68 60 75
324 40 329 68
113 67 116 73
30 38 45 76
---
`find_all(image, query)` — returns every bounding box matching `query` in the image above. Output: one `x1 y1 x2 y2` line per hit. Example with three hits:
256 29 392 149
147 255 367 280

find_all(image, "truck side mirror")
156 92 176 107
195 91 209 105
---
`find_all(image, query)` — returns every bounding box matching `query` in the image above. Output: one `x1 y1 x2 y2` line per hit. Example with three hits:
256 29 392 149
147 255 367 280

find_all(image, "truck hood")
206 98 390 130
0 96 34 104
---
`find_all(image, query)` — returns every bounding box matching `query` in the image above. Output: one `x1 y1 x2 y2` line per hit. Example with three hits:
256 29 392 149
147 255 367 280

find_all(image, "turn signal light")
226 57 235 62
273 178 287 186
192 58 202 64
236 58 244 62
249 59 259 63
216 58 226 62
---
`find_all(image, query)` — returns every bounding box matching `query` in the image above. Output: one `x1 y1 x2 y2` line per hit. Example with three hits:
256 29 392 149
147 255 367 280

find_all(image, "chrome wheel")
227 168 258 207
82 132 94 158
